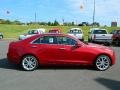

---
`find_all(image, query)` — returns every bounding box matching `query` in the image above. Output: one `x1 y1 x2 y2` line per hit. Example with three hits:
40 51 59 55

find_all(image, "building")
111 21 117 27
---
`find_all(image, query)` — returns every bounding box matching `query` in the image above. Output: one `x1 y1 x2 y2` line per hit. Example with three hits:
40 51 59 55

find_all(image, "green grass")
0 24 120 40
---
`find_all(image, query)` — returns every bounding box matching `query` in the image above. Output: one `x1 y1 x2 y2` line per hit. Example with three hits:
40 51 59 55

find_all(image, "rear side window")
33 36 57 44
93 30 107 34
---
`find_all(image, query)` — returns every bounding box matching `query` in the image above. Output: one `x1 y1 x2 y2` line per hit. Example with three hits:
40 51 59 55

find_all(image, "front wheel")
21 55 38 71
0 35 3 39
95 55 111 71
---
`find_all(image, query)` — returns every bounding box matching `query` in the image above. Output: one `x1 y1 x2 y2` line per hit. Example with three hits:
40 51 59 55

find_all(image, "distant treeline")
0 19 100 26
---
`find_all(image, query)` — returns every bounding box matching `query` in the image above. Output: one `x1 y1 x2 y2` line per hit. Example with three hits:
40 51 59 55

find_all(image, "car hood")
86 43 112 51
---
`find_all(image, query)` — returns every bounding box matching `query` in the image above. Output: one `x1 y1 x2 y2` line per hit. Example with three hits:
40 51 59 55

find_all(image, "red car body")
49 28 61 33
112 30 120 46
7 34 115 71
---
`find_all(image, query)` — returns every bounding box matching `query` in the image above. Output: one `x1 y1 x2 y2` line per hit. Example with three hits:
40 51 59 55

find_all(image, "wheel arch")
20 53 40 64
93 53 112 66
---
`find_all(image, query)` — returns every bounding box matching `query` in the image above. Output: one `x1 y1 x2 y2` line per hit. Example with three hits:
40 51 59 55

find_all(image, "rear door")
31 36 64 64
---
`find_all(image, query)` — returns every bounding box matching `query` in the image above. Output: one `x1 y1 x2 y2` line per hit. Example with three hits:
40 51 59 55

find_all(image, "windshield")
28 30 38 34
93 30 107 34
69 29 82 34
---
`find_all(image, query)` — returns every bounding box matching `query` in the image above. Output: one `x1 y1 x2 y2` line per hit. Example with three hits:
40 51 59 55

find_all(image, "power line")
93 0 96 26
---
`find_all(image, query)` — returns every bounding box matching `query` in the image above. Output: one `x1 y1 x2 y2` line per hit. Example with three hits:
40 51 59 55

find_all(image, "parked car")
19 28 45 40
0 32 3 39
110 30 118 34
7 33 115 71
68 28 84 41
112 30 120 46
49 28 61 33
88 28 112 45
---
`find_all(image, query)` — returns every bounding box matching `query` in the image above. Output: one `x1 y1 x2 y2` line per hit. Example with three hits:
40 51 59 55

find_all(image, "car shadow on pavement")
95 78 120 90
0 58 95 71
0 58 20 70
39 65 95 71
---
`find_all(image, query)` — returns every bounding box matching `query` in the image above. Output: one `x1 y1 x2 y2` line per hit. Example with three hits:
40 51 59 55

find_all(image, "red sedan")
7 34 115 71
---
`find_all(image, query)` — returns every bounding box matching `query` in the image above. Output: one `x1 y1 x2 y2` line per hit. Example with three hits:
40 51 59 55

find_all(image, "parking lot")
0 40 120 90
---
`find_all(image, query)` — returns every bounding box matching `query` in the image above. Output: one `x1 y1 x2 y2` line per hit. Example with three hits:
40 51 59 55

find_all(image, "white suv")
19 28 45 40
68 28 84 41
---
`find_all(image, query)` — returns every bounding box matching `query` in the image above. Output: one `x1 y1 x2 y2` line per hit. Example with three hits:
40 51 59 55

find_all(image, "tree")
12 20 22 25
72 22 75 26
91 22 100 27
53 20 59 26
47 21 52 26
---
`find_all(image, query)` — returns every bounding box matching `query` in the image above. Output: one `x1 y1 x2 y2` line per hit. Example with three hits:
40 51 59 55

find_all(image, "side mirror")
75 43 82 48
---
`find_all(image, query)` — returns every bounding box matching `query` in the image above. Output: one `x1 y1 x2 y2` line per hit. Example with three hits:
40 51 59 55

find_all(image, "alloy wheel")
95 55 111 71
22 55 38 71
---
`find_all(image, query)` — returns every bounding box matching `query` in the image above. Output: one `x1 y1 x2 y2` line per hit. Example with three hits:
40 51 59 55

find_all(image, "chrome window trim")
30 35 78 46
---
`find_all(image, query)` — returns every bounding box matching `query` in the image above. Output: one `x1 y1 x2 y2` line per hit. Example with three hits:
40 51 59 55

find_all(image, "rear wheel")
21 55 38 71
95 55 111 71
0 35 3 39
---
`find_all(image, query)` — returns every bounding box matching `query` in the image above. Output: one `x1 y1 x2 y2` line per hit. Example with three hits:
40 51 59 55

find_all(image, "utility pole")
93 0 96 27
35 12 37 24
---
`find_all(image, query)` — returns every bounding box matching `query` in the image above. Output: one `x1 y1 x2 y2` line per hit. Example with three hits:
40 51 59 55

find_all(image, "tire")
104 42 110 46
115 39 120 46
0 35 3 39
88 39 91 42
95 55 111 71
21 55 38 71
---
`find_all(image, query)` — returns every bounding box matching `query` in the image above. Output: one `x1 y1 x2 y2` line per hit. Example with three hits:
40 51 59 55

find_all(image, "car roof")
50 28 61 30
33 33 78 40
70 28 82 30
40 33 67 36
29 28 45 31
90 28 106 31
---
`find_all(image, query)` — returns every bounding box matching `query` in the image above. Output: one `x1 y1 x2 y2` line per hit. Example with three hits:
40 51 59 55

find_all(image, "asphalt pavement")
0 40 120 90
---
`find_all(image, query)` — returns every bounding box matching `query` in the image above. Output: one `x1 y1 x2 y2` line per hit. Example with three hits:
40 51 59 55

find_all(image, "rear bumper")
111 51 116 65
93 39 112 43
7 53 21 64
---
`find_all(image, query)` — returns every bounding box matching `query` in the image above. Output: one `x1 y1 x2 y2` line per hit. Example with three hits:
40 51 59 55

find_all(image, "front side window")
57 36 77 45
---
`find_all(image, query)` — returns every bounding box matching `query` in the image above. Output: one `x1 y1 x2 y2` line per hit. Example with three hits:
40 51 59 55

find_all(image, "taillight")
93 35 96 40
112 35 115 39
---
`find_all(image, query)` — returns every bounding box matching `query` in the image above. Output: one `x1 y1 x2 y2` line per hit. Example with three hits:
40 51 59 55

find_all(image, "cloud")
66 0 120 25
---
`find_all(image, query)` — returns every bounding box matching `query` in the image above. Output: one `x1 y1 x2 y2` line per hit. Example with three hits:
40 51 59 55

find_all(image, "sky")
0 0 120 26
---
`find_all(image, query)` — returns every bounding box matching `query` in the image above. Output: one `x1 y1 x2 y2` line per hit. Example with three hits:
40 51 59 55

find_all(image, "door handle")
59 48 66 50
31 46 37 48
